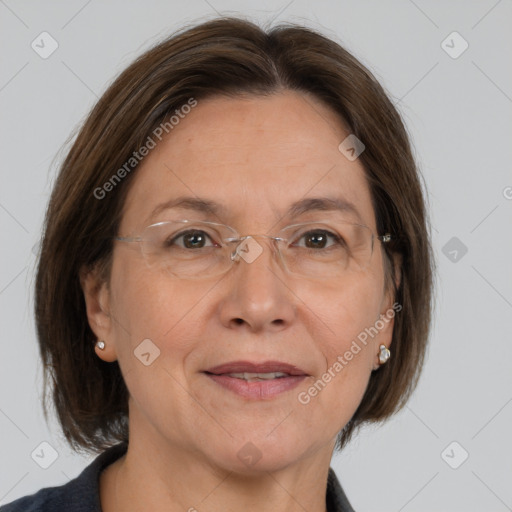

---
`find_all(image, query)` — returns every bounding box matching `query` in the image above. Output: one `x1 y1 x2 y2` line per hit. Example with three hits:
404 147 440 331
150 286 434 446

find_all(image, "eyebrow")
148 197 223 222
287 197 363 223
147 195 363 224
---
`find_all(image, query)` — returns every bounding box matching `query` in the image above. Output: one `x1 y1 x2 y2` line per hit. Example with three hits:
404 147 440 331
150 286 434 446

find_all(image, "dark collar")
327 466 356 512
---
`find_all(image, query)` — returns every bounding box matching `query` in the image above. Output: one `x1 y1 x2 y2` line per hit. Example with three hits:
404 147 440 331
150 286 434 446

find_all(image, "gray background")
1 0 511 510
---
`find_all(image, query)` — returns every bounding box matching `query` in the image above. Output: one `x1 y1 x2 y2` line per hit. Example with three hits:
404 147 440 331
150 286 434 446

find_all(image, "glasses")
115 219 392 280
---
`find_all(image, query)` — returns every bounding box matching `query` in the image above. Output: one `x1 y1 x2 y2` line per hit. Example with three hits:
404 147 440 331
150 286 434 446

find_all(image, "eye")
294 229 343 250
167 229 220 249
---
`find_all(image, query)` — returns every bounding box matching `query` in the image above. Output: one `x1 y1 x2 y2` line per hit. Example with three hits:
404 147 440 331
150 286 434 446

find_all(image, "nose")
218 236 296 333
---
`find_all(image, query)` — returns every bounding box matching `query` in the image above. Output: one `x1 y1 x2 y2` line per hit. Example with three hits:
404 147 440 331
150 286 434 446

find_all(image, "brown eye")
169 230 216 249
183 231 207 248
297 230 341 250
304 231 328 249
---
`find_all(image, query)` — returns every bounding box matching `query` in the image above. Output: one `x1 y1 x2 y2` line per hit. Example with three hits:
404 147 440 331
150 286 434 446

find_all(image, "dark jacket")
0 443 355 511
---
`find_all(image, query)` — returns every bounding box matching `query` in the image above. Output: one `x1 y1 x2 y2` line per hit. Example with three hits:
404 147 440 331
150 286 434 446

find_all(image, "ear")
373 252 402 370
79 264 118 362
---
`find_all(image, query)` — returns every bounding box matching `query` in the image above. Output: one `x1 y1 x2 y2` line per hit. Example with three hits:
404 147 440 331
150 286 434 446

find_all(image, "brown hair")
35 16 435 454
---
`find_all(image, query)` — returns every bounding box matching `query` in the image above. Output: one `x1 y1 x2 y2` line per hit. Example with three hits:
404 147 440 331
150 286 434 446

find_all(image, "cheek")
301 270 384 347
106 262 207 421
295 275 383 418
108 255 209 369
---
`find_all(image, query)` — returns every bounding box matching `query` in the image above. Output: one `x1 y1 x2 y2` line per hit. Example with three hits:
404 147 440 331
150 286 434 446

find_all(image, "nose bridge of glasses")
229 234 283 265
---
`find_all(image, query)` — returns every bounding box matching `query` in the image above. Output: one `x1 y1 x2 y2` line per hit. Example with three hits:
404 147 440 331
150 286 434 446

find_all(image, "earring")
96 340 105 350
378 344 391 365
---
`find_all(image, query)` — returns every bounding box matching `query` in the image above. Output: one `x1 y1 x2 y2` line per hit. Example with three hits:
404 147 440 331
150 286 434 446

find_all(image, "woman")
1 16 434 512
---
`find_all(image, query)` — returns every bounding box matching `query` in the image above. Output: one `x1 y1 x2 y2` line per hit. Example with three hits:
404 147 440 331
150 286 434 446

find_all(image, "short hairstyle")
35 16 435 454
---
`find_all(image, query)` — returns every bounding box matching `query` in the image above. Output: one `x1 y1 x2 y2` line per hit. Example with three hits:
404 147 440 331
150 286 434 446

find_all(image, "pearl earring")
378 344 391 364
96 340 105 350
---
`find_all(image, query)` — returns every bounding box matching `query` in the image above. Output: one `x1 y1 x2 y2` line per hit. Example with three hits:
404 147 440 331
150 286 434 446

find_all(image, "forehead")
120 91 376 231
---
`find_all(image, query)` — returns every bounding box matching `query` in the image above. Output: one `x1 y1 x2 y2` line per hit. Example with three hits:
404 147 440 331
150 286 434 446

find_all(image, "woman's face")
84 90 396 472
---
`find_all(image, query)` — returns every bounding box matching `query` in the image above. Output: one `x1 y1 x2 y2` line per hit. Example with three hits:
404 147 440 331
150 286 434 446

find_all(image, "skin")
81 90 399 512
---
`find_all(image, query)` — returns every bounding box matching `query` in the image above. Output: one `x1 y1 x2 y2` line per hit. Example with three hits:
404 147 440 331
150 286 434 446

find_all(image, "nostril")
233 318 244 325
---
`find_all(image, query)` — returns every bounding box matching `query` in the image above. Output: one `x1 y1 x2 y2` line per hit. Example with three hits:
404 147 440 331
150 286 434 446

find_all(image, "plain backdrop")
1 1 511 510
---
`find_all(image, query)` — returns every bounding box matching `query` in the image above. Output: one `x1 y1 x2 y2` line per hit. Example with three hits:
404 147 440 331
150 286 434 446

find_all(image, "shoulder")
0 443 128 512
0 486 76 512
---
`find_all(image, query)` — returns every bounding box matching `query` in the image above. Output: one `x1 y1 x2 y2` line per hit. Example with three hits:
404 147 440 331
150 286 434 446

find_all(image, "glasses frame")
115 219 392 278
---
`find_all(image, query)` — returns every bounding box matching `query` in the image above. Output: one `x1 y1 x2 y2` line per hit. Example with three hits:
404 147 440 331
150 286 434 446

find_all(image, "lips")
204 360 308 377
203 361 309 399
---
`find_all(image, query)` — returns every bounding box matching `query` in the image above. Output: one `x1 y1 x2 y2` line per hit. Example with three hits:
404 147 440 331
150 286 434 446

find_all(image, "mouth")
209 371 292 382
203 361 309 399
204 360 308 376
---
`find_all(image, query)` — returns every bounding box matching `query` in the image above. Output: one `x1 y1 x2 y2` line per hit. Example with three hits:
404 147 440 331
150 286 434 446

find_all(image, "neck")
100 433 334 512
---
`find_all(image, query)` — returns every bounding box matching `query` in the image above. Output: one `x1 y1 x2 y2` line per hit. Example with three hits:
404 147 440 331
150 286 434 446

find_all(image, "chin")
203 433 313 475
